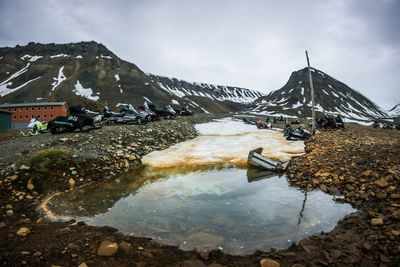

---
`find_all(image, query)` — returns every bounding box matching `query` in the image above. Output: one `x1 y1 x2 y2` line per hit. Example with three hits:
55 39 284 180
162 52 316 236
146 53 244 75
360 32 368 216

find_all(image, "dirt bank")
0 117 399 266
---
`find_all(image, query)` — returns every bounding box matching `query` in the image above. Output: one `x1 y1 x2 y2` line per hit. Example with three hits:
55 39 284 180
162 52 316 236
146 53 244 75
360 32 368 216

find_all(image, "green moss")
29 149 74 170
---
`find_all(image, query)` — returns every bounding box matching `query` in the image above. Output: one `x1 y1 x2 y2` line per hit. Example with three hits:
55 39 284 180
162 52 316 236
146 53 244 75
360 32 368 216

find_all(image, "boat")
247 147 286 171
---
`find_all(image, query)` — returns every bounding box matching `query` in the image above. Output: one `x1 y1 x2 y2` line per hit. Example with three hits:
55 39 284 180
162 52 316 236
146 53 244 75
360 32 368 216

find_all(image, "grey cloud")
0 0 399 109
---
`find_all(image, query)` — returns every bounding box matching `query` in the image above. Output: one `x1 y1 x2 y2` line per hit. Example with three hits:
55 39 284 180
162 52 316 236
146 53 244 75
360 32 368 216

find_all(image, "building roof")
0 102 66 108
0 109 12 114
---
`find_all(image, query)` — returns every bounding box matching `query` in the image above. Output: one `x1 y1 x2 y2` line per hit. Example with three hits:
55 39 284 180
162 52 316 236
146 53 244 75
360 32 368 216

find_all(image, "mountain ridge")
0 41 259 113
249 67 388 121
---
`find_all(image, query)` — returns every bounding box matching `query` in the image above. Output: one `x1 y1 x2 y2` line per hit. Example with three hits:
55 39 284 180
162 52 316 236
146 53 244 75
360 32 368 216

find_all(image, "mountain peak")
250 67 388 121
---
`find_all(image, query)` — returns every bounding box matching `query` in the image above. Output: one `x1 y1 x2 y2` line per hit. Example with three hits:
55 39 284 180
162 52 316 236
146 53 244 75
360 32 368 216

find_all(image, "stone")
6 210 13 216
292 265 306 267
0 222 6 229
371 218 383 225
97 240 118 256
374 179 388 188
27 179 34 191
329 186 341 196
391 230 400 236
199 251 209 260
78 263 88 267
67 243 80 251
19 165 30 170
281 252 296 256
392 210 400 220
391 194 400 199
68 178 75 189
375 192 387 199
260 258 280 267
5 204 12 209
60 138 69 142
181 260 207 267
8 175 18 181
119 241 131 253
17 227 31 237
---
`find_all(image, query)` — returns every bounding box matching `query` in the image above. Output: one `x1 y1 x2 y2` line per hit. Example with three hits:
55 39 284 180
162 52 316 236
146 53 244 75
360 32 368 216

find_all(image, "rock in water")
97 240 118 256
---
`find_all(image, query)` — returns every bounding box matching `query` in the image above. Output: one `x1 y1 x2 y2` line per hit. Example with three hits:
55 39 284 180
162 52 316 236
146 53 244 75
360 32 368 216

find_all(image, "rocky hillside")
249 68 388 121
0 42 261 113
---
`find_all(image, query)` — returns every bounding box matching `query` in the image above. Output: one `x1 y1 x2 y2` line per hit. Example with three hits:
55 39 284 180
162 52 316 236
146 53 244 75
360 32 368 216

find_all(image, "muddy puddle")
39 118 356 255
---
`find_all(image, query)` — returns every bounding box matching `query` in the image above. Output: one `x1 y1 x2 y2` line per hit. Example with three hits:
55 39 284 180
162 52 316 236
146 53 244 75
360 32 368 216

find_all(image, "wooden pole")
305 50 316 136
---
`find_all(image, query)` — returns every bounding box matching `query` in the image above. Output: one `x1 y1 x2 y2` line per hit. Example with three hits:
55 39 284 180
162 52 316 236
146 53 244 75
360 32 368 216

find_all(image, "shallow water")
40 118 355 255
42 166 355 255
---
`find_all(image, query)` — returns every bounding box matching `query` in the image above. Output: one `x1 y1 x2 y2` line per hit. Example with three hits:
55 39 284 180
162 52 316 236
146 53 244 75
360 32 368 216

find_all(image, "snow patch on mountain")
51 66 66 91
73 80 99 101
21 55 43 61
148 74 264 104
388 103 400 117
0 63 31 97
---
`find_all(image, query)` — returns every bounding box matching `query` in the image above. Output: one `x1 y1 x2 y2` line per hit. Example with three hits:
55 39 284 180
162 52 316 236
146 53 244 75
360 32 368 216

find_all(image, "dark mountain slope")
250 68 388 121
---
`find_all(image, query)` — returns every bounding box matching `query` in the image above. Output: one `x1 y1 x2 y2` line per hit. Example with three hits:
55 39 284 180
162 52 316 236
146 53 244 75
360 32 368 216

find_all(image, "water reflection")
41 165 355 255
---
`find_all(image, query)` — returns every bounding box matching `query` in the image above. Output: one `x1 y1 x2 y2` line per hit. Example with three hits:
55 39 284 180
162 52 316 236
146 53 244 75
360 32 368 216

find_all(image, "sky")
0 0 399 109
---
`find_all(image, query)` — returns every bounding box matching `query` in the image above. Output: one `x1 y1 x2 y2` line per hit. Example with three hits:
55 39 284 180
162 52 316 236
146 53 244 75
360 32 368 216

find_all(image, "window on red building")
25 115 28 119
25 107 28 111
50 106 54 110
14 108 16 112
19 108 22 112
19 116 22 120
44 114 47 118
32 107 35 111
44 106 47 110
38 107 41 111
13 116 16 120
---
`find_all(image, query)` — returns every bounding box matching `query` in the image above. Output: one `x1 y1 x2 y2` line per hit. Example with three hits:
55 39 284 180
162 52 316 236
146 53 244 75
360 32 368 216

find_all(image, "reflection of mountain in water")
46 167 166 217
46 165 237 218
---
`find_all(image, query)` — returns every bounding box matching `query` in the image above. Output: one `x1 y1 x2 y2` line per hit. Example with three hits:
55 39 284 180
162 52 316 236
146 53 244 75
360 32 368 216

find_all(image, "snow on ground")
114 74 120 82
0 63 31 97
75 55 83 59
51 66 66 91
50 54 69 58
73 80 99 101
143 118 305 167
172 99 179 105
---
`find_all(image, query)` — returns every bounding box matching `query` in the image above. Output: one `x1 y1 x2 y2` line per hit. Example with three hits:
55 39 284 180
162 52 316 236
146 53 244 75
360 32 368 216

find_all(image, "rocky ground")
0 115 399 266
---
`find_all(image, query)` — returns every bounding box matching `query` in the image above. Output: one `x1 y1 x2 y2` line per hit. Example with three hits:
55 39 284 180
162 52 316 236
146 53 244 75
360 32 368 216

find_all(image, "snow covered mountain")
147 74 264 112
249 67 388 121
388 103 400 118
0 41 262 113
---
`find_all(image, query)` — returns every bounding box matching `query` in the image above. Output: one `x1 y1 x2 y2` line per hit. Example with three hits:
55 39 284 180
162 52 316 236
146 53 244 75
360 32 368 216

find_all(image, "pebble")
370 218 383 225
17 227 31 237
97 240 118 256
260 258 280 267
6 210 13 216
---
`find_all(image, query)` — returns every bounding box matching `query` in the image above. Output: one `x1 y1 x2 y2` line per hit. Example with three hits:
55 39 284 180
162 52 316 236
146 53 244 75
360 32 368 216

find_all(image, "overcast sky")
0 0 399 109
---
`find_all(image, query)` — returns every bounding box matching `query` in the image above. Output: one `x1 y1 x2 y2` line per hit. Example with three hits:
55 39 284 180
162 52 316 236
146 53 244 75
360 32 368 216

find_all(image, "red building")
0 102 68 129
